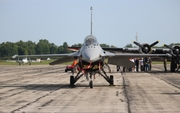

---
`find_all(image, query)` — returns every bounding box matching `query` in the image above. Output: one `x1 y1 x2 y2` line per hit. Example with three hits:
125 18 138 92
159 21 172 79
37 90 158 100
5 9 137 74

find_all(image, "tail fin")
90 6 93 35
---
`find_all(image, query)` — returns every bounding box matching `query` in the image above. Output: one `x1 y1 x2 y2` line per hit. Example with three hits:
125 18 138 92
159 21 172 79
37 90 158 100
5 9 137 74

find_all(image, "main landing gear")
70 73 114 88
69 67 114 88
170 58 180 72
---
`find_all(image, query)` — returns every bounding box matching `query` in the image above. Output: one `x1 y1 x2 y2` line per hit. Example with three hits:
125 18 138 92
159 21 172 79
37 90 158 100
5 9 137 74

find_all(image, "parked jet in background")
16 58 31 65
12 7 171 88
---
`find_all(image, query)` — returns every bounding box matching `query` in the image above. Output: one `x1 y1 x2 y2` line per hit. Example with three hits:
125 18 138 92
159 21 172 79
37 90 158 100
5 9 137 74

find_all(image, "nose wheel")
89 80 93 88
109 75 114 86
69 68 114 88
70 76 75 86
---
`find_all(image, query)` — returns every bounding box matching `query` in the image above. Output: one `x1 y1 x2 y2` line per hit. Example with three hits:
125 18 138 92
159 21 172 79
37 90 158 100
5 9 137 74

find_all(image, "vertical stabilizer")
90 7 93 35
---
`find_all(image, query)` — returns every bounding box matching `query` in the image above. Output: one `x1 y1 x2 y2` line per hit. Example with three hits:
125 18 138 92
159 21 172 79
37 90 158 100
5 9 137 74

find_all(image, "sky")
0 0 180 47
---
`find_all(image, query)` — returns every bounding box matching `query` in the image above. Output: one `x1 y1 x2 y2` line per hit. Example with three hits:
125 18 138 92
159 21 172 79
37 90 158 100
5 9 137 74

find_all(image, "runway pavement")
0 64 180 113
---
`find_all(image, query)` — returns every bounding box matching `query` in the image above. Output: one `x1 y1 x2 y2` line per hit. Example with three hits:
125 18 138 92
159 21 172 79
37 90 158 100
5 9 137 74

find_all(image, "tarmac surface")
0 64 180 113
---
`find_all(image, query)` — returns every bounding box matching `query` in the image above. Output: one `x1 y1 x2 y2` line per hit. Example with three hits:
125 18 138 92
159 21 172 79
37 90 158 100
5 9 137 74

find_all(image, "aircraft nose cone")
82 49 99 62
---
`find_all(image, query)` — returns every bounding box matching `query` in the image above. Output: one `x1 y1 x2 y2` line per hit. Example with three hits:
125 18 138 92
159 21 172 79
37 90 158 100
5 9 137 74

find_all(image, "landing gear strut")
69 70 84 87
69 69 114 88
69 62 114 88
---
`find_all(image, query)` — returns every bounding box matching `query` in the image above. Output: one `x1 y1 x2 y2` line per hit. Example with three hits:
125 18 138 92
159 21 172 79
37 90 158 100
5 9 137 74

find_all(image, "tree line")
0 39 179 60
0 39 114 60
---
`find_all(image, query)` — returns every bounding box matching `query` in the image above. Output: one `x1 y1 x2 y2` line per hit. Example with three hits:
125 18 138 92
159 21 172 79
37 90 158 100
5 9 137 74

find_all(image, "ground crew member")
71 59 78 67
144 57 148 72
148 57 152 71
71 57 78 73
139 58 144 71
163 58 167 72
135 58 139 72
116 65 120 72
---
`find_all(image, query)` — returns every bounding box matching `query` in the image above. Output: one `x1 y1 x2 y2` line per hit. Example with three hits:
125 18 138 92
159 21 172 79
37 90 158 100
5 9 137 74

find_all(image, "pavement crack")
41 99 54 107
11 93 50 113
0 90 26 100
122 75 131 113
10 84 66 113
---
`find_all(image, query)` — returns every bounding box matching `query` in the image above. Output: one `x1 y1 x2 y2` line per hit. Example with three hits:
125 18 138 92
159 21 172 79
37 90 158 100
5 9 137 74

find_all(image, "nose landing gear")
69 63 114 88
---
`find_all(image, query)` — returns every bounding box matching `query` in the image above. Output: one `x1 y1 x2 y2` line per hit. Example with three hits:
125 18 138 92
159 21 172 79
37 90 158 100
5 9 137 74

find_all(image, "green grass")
152 61 170 64
0 60 72 65
0 60 18 65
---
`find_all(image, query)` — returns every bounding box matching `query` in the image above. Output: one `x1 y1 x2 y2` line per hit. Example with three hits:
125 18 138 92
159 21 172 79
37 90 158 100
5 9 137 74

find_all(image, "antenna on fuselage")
90 6 93 35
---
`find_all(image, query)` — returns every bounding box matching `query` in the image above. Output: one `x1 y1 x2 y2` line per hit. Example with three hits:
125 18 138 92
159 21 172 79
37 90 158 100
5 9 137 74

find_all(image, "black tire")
109 75 114 85
65 69 67 72
89 80 93 88
70 76 75 86
170 60 176 72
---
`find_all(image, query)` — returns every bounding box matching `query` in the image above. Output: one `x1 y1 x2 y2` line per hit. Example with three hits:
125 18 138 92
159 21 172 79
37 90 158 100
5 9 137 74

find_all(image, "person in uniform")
163 58 167 72
135 58 139 72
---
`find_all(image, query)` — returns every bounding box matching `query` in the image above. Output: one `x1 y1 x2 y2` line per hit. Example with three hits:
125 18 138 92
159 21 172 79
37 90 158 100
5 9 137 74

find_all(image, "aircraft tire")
170 60 176 72
89 80 93 88
109 75 114 85
70 76 75 86
65 69 67 72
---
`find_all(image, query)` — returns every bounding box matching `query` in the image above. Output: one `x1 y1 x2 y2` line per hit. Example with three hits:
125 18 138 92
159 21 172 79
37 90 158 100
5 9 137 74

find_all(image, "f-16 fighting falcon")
12 7 171 88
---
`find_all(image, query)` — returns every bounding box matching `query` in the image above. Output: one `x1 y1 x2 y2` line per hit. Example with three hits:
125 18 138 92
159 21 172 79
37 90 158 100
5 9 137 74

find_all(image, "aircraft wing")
12 51 79 65
13 54 69 58
49 56 75 65
12 51 79 58
102 47 171 55
101 47 124 53
123 48 170 54
107 53 171 68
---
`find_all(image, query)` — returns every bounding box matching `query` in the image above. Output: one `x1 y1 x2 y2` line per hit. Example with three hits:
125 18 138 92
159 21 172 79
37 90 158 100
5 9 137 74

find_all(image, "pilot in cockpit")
84 36 98 46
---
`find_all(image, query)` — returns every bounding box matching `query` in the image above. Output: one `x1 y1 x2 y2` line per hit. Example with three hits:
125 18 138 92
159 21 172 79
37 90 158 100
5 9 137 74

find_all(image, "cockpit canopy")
84 35 98 46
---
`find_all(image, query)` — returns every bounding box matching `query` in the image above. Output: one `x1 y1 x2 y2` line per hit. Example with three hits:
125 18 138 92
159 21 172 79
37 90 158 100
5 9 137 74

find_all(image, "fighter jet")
12 7 171 88
16 58 31 65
